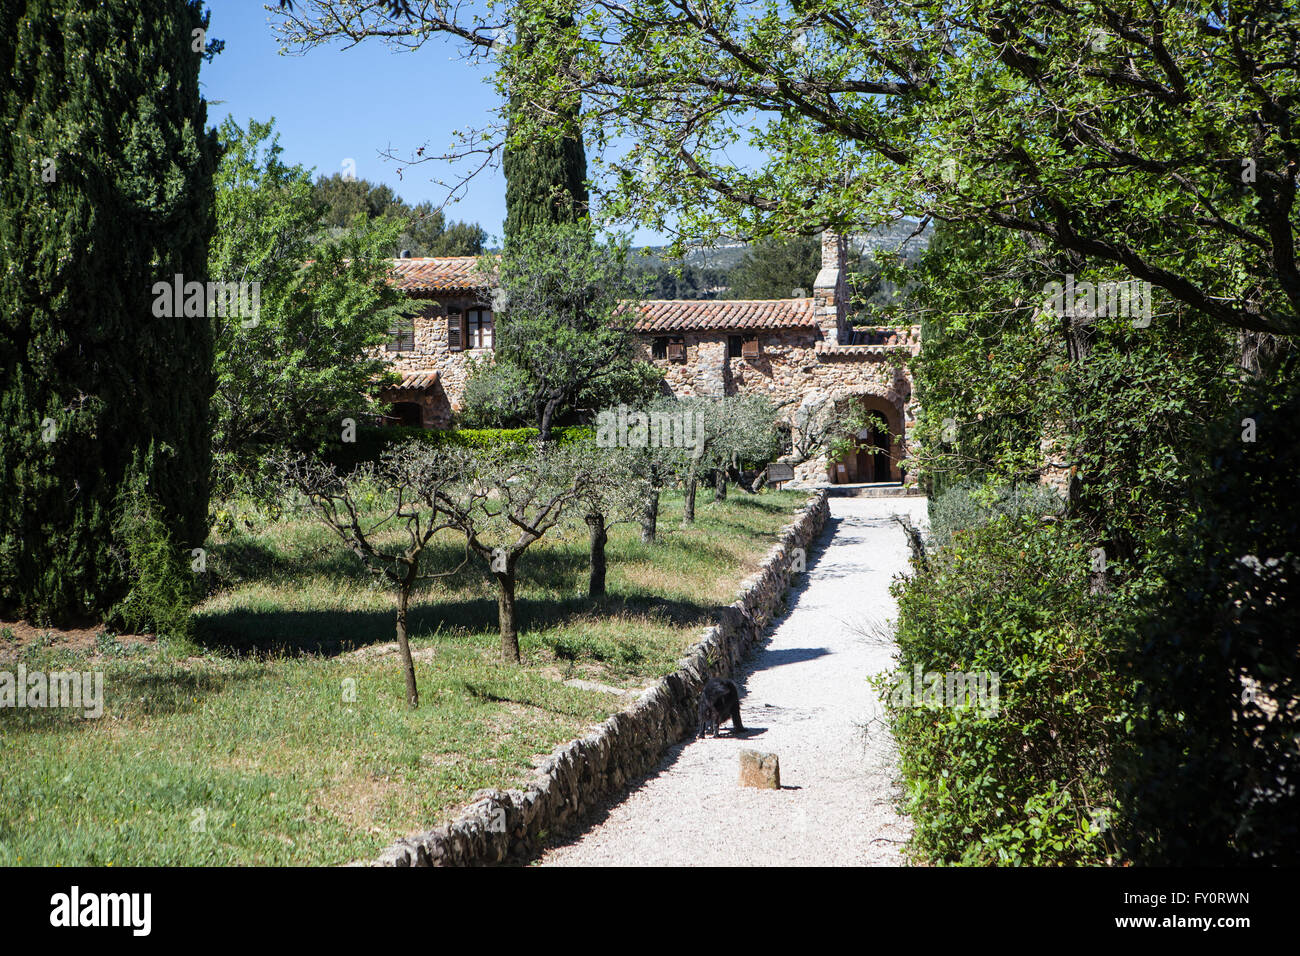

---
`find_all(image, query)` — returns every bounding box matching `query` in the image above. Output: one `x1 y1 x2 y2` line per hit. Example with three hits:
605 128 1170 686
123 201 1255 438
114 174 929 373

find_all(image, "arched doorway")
851 411 892 482
830 394 904 483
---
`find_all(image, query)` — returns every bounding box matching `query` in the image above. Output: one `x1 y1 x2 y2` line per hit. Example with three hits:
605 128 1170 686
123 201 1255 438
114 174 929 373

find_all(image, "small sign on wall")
767 462 795 484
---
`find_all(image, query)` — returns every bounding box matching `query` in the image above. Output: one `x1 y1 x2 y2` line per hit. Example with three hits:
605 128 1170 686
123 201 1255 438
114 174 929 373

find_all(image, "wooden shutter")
448 310 463 351
742 337 760 359
386 316 414 352
666 341 685 361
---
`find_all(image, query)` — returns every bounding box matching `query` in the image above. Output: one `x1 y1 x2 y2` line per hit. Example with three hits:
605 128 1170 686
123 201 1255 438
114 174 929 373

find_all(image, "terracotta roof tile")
631 298 818 332
816 338 921 359
381 371 441 392
383 261 822 333
389 257 493 294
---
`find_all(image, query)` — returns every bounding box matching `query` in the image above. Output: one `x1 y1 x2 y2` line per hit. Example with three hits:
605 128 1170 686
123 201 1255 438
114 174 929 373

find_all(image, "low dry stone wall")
369 490 831 867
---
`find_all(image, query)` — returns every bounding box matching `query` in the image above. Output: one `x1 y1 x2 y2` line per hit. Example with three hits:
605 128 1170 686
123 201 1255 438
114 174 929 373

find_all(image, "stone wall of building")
637 329 919 485
368 293 493 423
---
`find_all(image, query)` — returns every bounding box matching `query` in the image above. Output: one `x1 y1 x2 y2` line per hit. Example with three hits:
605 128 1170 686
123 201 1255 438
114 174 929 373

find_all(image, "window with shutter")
386 315 415 352
447 310 463 351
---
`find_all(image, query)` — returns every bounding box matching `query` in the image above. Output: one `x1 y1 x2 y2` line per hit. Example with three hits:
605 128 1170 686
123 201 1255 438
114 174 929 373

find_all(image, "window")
653 336 685 361
729 335 760 359
386 314 416 352
447 309 463 351
467 308 493 349
727 335 743 359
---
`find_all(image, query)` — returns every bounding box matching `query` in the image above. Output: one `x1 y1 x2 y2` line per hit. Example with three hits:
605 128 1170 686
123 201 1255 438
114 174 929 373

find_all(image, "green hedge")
884 514 1128 865
324 425 595 472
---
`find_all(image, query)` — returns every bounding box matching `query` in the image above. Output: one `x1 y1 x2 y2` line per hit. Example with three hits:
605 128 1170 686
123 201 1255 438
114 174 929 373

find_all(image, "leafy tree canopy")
274 0 1300 337
462 221 662 436
313 172 486 257
209 118 411 497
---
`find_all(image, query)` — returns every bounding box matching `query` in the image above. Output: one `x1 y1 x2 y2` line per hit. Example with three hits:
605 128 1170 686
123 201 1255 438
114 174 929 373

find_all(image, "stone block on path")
739 749 781 789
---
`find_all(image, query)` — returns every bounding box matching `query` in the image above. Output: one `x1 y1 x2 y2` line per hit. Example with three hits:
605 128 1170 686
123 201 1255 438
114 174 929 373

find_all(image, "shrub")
926 480 1064 550
108 471 199 643
1116 377 1300 864
884 513 1128 864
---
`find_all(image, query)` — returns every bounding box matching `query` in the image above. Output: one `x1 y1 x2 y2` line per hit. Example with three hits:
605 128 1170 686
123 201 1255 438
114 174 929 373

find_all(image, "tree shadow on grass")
459 680 605 720
110 666 264 718
0 665 262 733
195 592 721 660
205 536 599 598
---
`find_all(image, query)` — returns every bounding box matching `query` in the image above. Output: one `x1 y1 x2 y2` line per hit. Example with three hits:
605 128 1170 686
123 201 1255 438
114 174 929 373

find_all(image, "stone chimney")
813 229 847 345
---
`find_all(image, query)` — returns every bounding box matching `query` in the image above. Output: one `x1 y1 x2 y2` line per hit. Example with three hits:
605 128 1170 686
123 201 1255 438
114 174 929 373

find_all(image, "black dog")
697 678 744 738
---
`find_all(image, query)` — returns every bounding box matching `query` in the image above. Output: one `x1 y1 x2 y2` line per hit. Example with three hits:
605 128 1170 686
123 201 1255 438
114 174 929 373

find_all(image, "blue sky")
203 3 513 244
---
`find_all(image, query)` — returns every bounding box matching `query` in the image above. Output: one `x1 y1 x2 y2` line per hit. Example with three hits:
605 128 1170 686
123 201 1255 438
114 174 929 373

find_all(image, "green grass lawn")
0 489 802 865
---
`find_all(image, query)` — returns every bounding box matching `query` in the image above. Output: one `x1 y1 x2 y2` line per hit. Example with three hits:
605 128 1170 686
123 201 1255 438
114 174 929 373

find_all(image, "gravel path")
539 495 925 867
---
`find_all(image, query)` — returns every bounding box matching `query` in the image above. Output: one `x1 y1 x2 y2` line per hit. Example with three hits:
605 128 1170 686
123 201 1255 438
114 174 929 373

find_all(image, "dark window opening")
385 401 423 427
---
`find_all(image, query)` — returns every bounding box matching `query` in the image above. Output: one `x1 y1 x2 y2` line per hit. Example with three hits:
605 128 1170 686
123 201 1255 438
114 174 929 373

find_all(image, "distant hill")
636 219 931 271
849 219 931 263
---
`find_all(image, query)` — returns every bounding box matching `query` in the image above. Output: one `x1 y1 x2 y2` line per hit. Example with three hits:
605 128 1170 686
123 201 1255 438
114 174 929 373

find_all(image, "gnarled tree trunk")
683 470 698 524
641 488 660 543
395 581 419 708
586 509 607 598
494 561 520 663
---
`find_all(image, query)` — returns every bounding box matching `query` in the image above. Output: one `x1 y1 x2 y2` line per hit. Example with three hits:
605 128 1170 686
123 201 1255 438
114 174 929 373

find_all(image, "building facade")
372 234 921 486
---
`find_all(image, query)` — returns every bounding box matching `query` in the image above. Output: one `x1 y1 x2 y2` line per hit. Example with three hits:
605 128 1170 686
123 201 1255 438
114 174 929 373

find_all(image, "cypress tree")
0 0 218 622
502 13 589 242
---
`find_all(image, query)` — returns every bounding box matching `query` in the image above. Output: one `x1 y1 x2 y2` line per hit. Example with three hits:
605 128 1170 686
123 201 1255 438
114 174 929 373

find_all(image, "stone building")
371 233 920 486
373 256 495 429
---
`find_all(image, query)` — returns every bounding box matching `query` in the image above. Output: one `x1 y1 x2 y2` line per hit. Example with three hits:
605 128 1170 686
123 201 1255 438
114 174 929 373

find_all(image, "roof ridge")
638 297 814 304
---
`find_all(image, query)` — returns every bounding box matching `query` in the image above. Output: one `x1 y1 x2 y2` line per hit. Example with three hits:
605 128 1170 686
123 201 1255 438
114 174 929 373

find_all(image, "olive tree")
278 444 467 708
571 442 652 597
782 396 873 475
678 396 782 522
596 395 704 542
430 442 607 662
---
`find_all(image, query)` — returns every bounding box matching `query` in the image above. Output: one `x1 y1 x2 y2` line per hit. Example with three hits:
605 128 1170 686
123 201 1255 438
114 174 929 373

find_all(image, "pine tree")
723 236 822 300
0 0 218 622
